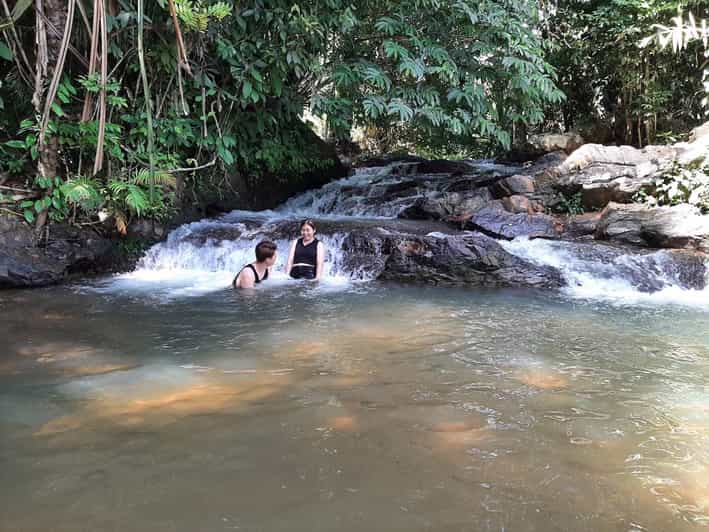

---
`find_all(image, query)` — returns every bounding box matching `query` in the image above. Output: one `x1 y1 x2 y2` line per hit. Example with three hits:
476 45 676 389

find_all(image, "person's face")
265 251 278 267
301 224 315 241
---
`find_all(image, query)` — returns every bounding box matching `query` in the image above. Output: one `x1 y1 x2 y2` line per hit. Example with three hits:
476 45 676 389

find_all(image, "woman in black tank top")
286 219 325 280
233 240 278 289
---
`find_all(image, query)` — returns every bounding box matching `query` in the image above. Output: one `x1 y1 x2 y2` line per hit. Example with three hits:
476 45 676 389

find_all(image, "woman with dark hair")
285 219 325 280
233 240 278 289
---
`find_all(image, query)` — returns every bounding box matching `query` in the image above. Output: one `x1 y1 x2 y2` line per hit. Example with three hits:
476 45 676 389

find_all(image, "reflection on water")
2 284 709 531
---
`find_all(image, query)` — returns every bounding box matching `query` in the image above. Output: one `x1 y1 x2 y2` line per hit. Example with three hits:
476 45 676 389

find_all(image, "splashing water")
502 238 709 308
97 163 709 308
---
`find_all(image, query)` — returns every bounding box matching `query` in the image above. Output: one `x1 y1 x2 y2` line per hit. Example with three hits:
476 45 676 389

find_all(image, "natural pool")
2 281 709 531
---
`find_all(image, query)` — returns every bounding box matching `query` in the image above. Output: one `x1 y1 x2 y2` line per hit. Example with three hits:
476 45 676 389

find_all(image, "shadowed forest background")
0 0 708 232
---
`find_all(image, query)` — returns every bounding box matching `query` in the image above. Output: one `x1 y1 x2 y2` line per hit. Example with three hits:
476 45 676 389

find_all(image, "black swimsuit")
290 238 318 280
233 264 268 287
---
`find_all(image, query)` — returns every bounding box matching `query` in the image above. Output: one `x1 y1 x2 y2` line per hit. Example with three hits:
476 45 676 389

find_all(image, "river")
2 164 709 531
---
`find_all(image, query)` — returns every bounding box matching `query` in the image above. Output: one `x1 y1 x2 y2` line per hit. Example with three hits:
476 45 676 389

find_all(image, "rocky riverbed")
2 123 709 290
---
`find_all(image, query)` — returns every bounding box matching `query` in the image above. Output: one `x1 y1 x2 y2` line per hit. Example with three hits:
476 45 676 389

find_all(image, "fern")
60 177 103 211
131 168 176 187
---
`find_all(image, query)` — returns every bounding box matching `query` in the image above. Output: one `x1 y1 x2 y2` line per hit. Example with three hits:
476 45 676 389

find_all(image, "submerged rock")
595 202 709 251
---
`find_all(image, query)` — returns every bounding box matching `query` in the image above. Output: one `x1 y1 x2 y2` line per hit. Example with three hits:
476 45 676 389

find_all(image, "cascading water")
104 161 709 307
501 237 709 307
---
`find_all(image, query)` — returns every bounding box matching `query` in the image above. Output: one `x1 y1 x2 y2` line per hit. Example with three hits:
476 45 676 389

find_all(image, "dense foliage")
542 0 709 145
0 0 562 229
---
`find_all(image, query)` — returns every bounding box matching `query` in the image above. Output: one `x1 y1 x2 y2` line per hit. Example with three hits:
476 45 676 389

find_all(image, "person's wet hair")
300 219 316 231
255 240 277 262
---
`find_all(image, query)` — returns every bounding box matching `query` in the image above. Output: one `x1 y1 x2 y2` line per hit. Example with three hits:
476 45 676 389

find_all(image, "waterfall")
501 238 709 307
98 162 709 307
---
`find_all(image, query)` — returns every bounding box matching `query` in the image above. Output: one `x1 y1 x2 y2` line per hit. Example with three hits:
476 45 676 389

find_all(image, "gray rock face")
595 202 709 251
528 132 585 155
562 212 602 239
500 195 544 214
341 229 564 287
554 144 677 209
464 204 562 240
489 174 535 198
0 215 112 288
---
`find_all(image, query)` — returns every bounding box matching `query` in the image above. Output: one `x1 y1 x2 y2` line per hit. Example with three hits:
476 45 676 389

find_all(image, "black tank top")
293 238 318 267
234 264 268 286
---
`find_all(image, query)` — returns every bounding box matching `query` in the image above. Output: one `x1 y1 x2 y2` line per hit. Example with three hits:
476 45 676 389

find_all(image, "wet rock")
0 215 112 288
128 219 167 241
379 232 564 287
341 228 563 287
464 204 562 240
562 212 602 239
398 189 492 220
489 174 535 198
595 202 709 251
414 159 475 175
500 195 544 214
554 144 677 209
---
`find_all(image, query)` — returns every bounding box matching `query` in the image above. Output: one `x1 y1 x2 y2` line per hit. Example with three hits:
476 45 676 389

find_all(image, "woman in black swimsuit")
285 219 325 280
233 240 278 289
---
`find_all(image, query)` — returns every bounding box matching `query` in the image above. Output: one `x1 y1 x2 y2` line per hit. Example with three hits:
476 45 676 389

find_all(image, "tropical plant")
635 162 709 213
1 0 564 230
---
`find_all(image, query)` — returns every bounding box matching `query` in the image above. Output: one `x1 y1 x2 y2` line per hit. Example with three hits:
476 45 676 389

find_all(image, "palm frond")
60 176 103 210
131 168 176 187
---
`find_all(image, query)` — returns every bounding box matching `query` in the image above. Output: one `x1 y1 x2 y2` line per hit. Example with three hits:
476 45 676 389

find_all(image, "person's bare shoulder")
235 267 255 288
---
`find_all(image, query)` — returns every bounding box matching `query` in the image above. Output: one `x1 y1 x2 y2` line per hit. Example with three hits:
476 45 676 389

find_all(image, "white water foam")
502 237 709 308
97 217 369 296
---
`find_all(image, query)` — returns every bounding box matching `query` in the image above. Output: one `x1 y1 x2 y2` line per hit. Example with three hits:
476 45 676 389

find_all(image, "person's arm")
236 268 256 289
285 240 297 275
315 241 325 281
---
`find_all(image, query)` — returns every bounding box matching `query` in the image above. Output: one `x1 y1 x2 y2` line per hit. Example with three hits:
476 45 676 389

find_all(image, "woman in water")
232 240 278 289
285 219 325 280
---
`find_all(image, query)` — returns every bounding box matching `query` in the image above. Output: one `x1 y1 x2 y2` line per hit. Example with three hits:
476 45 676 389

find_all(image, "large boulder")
528 132 585 155
595 202 709 251
554 144 677 209
463 204 562 240
398 188 492 220
676 121 709 166
341 229 564 287
0 215 112 288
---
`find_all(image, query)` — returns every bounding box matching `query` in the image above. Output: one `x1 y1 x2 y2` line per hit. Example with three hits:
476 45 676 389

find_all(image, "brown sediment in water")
34 373 293 438
515 370 569 390
56 364 139 378
328 415 359 432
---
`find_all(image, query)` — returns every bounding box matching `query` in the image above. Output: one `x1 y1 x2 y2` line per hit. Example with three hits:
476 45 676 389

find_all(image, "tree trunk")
32 0 68 229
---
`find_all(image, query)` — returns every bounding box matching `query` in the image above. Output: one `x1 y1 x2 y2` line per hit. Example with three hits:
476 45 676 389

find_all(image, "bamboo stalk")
92 0 107 175
167 0 191 75
137 0 156 193
81 0 100 122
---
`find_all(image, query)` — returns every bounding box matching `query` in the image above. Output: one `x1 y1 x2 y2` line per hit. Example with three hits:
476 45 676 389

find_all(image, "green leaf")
4 140 25 149
23 209 35 224
51 102 65 117
242 79 253 99
0 41 12 61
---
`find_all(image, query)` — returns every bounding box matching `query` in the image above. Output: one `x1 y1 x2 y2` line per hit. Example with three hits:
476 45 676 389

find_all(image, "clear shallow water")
2 282 709 531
